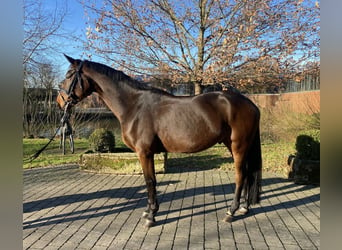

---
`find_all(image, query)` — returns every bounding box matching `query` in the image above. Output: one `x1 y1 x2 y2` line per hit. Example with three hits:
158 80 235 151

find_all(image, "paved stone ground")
23 165 320 249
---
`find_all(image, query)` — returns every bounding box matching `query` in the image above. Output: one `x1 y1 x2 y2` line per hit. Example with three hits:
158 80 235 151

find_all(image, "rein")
24 61 84 163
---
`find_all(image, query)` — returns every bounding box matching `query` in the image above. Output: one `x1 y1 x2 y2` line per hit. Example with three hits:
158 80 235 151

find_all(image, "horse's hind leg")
224 140 248 222
138 152 159 228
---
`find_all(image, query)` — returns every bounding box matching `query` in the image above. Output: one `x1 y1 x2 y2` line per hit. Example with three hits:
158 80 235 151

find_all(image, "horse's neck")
94 77 140 122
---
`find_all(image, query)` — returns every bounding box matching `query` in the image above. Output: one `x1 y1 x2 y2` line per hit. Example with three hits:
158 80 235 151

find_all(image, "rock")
287 155 320 185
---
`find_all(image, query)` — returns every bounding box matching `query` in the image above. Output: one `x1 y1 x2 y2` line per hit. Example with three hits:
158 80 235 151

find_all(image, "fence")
170 76 320 96
285 74 320 92
169 83 320 115
248 90 320 115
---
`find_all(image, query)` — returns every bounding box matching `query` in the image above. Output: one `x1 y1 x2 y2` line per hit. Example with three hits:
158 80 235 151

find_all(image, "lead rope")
24 102 72 163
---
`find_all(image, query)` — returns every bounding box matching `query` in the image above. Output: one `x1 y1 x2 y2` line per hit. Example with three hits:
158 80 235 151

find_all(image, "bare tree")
83 0 319 94
23 0 69 75
23 0 68 137
23 61 61 137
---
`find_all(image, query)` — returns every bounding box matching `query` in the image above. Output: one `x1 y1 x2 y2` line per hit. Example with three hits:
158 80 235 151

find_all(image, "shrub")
88 128 115 153
259 108 280 143
259 104 320 144
295 129 320 160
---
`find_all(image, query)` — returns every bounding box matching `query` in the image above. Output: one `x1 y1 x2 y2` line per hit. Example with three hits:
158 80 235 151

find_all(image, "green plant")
24 138 296 175
259 108 279 143
295 129 320 160
306 112 320 130
259 104 320 144
88 128 115 153
23 138 90 168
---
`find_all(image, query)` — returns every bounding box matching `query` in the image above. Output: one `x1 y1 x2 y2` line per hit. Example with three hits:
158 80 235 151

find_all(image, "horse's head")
56 54 93 110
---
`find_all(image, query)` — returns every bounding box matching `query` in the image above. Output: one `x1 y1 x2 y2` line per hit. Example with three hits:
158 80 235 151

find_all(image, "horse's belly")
155 100 229 153
159 127 223 153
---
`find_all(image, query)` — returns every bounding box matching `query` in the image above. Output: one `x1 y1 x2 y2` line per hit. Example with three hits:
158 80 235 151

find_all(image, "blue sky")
38 0 319 79
42 0 101 76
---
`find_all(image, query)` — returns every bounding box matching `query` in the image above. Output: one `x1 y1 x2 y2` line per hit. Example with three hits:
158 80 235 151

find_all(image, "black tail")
245 127 262 205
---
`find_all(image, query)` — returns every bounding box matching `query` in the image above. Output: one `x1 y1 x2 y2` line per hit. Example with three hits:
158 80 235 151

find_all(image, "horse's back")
192 91 259 123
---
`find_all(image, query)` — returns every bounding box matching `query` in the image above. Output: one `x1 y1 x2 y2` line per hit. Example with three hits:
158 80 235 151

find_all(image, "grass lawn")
23 137 296 176
23 138 89 168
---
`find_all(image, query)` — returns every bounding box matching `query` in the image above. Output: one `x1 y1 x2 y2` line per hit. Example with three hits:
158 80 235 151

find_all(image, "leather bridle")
59 61 84 109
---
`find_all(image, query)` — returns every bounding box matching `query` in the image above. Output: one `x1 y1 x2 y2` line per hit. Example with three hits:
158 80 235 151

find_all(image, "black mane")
85 60 172 96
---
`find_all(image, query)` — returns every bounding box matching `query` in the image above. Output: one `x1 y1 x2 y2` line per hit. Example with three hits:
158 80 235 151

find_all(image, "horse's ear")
64 54 76 64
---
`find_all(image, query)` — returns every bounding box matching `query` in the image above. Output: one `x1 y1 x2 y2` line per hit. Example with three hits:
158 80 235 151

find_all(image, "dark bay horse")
57 55 262 227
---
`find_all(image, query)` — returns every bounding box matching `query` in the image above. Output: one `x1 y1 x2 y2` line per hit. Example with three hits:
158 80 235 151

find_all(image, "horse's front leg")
138 152 159 228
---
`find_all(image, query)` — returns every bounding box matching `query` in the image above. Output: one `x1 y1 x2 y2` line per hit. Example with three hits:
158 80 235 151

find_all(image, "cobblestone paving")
23 165 320 249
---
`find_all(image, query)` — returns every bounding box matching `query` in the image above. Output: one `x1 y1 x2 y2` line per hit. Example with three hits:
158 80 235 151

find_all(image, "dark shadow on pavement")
166 154 233 173
24 172 319 230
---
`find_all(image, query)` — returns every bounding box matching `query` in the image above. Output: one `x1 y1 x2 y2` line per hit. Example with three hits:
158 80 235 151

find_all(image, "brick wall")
248 90 320 114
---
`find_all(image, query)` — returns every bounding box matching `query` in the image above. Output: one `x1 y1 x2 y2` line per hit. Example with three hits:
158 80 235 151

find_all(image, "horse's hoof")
144 218 155 228
222 215 234 223
237 206 249 215
142 211 149 219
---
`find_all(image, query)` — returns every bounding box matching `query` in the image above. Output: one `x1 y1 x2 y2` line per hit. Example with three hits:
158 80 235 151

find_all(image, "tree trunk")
194 82 202 95
195 0 206 96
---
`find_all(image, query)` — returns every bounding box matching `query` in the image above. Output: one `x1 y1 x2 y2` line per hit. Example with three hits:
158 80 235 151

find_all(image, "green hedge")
88 128 115 153
295 129 320 160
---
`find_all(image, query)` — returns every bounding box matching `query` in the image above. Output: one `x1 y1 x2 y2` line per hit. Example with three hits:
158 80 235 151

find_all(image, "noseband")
59 61 84 107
